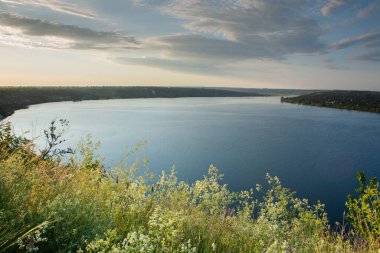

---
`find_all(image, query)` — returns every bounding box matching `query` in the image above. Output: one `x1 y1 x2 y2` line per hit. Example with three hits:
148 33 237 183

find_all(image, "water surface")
4 96 380 222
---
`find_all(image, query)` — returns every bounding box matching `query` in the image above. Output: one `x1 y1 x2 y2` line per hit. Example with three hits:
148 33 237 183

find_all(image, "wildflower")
211 243 217 251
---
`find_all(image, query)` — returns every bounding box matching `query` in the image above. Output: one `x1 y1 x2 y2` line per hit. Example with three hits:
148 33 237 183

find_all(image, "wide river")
4 96 380 222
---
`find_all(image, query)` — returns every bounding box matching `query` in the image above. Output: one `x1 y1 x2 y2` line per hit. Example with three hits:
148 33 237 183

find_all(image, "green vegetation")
0 86 263 118
281 90 380 113
219 88 321 96
1 122 380 252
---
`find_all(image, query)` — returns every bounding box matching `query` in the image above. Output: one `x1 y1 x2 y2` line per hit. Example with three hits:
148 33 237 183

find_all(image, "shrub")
346 171 380 243
1 122 379 252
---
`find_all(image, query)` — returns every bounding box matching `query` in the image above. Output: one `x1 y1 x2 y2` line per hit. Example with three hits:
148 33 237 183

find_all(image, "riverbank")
0 86 264 119
282 90 380 114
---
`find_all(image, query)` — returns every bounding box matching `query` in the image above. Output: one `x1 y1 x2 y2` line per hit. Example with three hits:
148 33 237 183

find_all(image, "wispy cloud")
332 32 380 50
332 31 380 63
353 51 380 62
322 58 350 70
0 0 97 19
356 0 380 18
114 56 225 75
321 0 354 16
138 0 326 63
0 12 138 50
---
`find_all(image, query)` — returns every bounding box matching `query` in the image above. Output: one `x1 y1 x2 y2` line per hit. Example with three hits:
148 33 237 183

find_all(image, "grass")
0 122 379 252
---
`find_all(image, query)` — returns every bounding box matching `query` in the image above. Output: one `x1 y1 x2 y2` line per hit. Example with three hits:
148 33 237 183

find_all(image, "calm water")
4 96 380 222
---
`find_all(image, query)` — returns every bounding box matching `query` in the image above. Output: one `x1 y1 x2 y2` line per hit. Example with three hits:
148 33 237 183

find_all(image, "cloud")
321 0 354 16
139 0 326 62
356 1 380 18
332 32 380 50
0 0 97 19
332 31 380 63
114 56 225 75
0 12 138 50
322 58 350 70
353 51 380 62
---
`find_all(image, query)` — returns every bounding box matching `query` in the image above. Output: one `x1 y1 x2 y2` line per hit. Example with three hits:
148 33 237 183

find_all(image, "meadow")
1 121 379 253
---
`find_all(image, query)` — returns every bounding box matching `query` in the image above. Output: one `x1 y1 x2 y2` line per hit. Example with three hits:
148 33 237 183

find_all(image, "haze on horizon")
0 0 379 90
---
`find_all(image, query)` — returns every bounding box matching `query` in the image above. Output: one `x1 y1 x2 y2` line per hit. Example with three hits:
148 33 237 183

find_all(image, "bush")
346 171 380 243
0 123 379 252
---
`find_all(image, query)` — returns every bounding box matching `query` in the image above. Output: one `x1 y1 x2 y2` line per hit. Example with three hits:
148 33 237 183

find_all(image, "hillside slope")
282 90 380 113
0 87 263 118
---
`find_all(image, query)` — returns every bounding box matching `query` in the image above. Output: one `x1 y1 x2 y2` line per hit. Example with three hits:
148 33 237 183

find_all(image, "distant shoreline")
282 90 380 114
3 87 380 120
0 86 267 119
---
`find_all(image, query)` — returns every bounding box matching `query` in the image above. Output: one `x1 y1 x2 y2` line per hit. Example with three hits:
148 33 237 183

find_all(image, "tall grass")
0 123 379 252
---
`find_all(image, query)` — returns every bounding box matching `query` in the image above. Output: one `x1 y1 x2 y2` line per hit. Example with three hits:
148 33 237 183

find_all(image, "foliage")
0 219 50 253
346 171 380 243
39 119 75 160
0 122 30 160
282 90 380 113
0 123 379 252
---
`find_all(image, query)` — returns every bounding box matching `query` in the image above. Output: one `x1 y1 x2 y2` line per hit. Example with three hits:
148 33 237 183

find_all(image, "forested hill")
0 86 263 118
282 90 380 113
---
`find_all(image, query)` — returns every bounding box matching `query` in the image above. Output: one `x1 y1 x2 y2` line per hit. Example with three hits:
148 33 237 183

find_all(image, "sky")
0 0 379 90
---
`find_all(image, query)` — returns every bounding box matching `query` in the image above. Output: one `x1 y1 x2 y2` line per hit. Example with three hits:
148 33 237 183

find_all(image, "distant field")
0 86 266 119
282 90 380 113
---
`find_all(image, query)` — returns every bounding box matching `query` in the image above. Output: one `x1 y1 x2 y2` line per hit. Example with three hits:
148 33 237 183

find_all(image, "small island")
282 90 380 114
0 86 264 119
